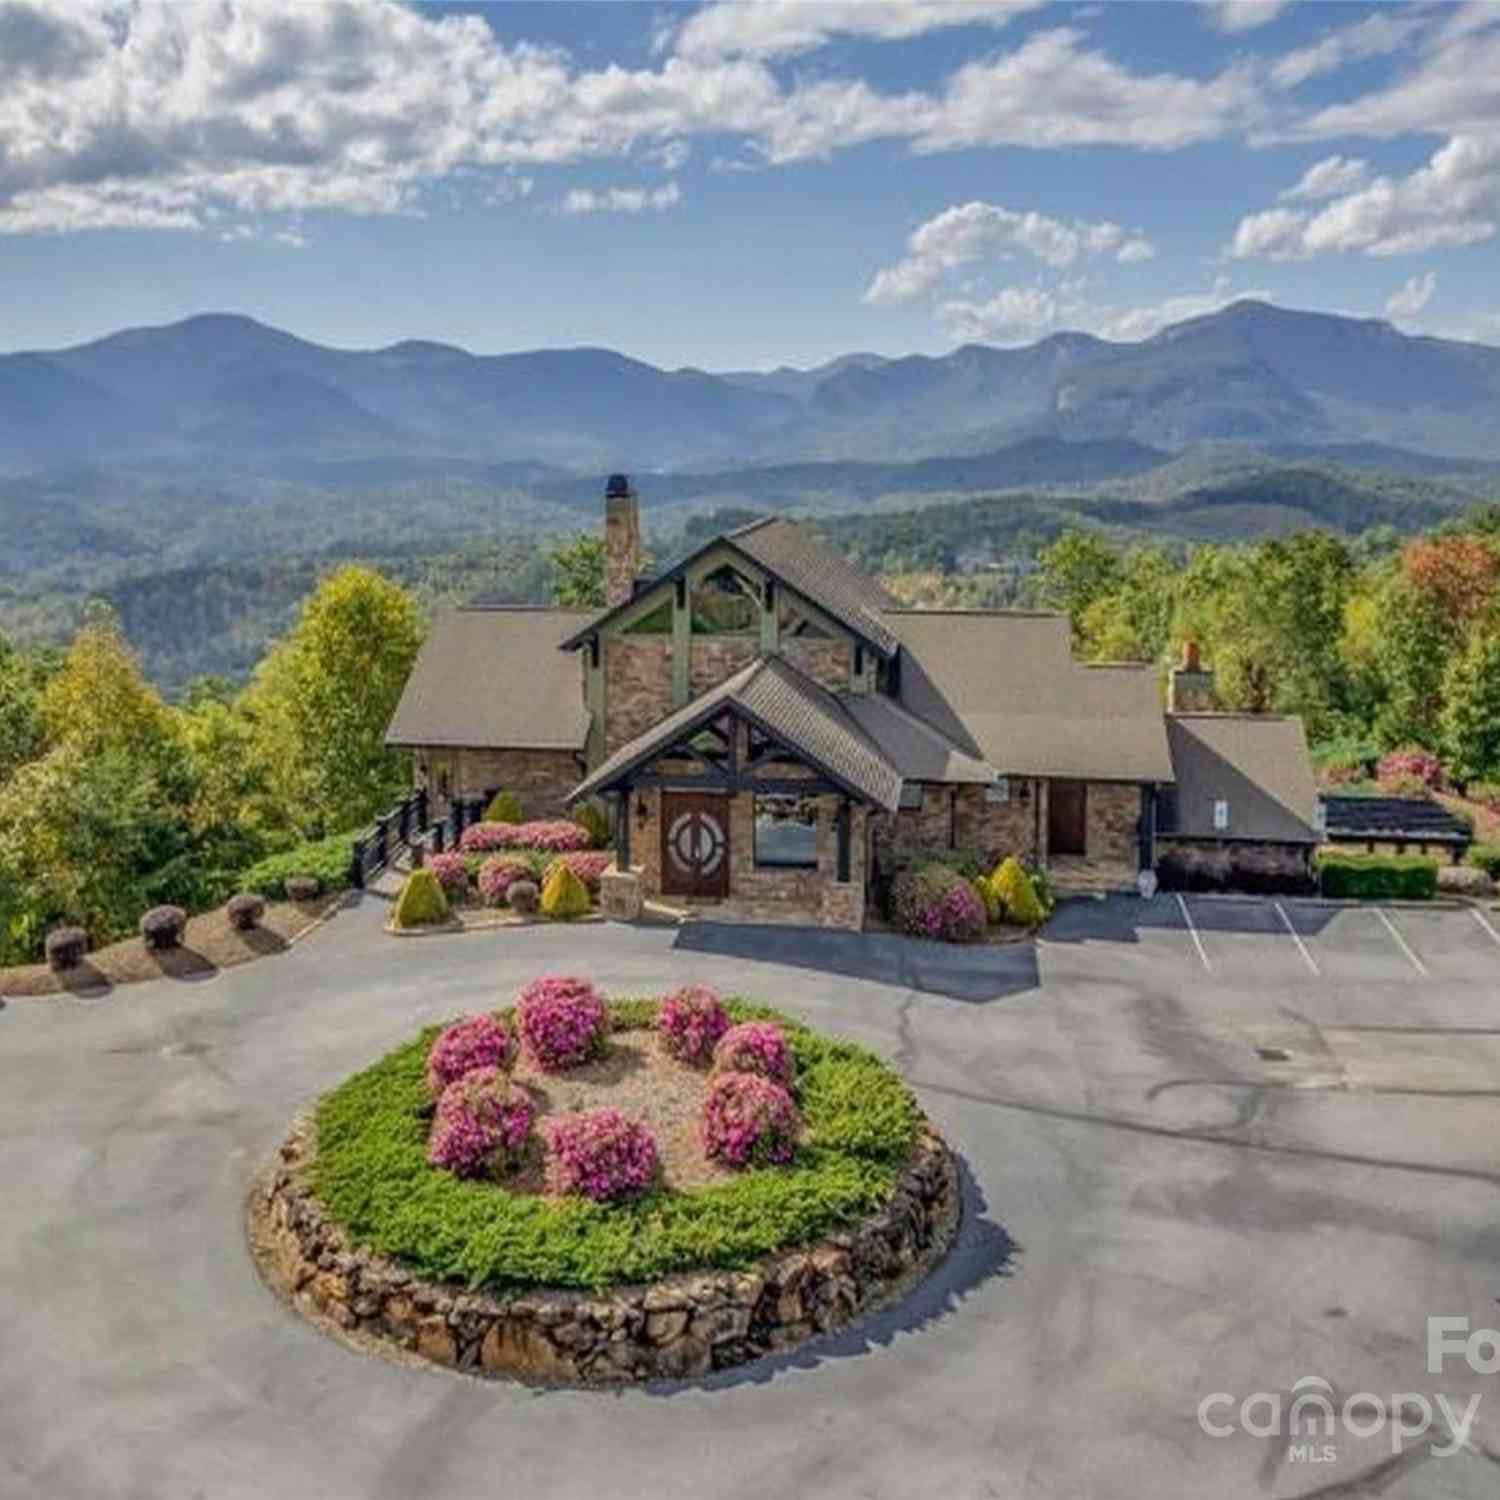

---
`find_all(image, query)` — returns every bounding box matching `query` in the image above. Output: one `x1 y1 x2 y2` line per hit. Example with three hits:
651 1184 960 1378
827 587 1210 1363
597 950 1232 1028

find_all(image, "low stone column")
600 867 643 921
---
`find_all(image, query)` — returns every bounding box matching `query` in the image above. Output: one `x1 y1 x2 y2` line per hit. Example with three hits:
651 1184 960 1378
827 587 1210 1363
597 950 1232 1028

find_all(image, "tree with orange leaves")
1401 535 1500 627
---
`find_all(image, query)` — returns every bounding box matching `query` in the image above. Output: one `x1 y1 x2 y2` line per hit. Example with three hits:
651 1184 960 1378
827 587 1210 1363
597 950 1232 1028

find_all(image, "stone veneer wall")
253 1118 957 1384
689 638 758 698
1080 781 1142 873
781 639 853 694
1156 838 1315 894
871 782 1041 873
421 748 582 820
626 784 866 930
604 638 673 753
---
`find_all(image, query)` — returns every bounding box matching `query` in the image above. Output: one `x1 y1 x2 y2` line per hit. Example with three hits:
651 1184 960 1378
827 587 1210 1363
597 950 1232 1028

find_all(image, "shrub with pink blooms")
477 855 536 907
425 1013 516 1096
543 850 613 894
425 851 471 900
1376 746 1445 794
890 865 986 943
427 1066 535 1177
459 821 519 853
516 975 609 1070
542 1108 659 1201
712 1021 794 1087
658 984 730 1065
700 1071 801 1169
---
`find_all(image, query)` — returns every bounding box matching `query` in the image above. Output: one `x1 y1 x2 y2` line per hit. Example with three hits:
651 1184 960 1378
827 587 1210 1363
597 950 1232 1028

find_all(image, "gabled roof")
558 515 901 657
385 607 594 751
567 654 903 810
884 609 1176 783
1160 715 1318 842
842 694 997 784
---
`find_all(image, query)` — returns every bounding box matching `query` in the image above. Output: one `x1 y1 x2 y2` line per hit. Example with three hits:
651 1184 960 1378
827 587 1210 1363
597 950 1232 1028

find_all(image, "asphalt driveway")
2 892 1498 1499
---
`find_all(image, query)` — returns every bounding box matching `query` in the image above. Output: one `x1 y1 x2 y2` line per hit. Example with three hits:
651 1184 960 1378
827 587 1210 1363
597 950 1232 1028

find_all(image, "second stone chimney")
1168 639 1216 713
603 473 641 608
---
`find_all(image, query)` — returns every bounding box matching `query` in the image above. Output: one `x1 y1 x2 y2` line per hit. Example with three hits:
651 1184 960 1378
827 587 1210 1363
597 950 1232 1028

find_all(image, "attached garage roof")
885 609 1175 783
385 607 595 751
1160 715 1319 842
568 655 904 810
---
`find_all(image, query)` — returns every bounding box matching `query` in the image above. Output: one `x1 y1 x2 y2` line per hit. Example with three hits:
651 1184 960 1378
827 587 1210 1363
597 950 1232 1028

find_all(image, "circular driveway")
2 894 1497 1498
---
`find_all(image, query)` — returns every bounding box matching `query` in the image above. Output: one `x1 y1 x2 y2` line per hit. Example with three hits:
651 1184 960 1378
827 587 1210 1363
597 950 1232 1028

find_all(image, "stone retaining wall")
252 1119 957 1385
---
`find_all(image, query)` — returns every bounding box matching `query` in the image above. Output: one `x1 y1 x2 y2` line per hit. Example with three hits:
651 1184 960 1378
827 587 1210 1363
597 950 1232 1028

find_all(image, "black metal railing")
350 786 502 889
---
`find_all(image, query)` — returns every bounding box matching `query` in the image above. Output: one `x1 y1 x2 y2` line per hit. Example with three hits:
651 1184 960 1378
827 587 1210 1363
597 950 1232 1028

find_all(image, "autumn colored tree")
1401 535 1499 629
243 566 424 838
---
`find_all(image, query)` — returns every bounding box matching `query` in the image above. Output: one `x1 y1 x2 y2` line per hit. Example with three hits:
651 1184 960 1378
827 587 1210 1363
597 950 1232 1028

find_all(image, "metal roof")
385 607 595 751
567 655 904 810
1320 795 1471 845
884 609 1176 782
1159 715 1319 842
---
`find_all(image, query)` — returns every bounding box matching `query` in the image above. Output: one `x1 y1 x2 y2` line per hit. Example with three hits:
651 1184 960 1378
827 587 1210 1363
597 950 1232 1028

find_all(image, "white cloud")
864 200 1155 306
560 181 682 215
1269 9 1431 90
1199 1 1291 35
1279 155 1370 202
936 274 1271 344
1233 133 1500 260
672 1 1042 62
1385 270 1437 320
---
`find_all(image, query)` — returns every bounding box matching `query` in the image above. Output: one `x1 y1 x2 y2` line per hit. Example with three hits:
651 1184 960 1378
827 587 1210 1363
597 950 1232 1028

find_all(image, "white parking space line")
1470 906 1500 951
1376 908 1429 976
1274 902 1319 975
1176 894 1212 972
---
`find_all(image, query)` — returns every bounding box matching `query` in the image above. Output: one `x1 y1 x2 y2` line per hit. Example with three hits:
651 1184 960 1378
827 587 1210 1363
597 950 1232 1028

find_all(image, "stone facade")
1156 838 1315 895
1081 781 1143 872
252 1116 958 1385
871 781 1042 875
620 778 867 930
689 638 758 698
604 637 674 753
782 638 853 694
419 748 582 820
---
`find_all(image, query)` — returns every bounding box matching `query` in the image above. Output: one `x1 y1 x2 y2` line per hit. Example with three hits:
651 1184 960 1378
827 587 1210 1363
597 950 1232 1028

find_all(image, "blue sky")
0 0 1497 367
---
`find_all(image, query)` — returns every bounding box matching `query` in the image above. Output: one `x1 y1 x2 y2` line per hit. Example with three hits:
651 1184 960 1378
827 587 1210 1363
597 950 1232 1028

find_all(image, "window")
691 564 760 635
754 794 818 868
1213 799 1230 831
898 782 924 810
985 778 1011 804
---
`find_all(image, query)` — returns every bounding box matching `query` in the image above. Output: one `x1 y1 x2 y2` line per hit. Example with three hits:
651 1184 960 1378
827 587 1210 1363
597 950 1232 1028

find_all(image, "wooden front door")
1048 780 1088 856
661 792 731 898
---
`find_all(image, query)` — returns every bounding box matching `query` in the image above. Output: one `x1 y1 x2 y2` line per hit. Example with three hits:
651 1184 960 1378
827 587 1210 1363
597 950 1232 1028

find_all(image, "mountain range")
4 300 1500 483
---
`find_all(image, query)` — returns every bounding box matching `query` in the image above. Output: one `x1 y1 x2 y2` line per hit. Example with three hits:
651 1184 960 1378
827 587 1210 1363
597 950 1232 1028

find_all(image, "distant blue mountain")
3 300 1500 478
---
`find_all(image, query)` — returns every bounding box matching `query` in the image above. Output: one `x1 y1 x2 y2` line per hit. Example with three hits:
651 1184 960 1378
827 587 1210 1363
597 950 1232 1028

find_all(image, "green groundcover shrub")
1317 851 1439 900
1466 842 1500 880
240 831 360 900
311 1000 922 1292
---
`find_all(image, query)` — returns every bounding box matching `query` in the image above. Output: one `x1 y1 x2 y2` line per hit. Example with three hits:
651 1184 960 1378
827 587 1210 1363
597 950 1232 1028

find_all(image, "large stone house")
386 476 1321 928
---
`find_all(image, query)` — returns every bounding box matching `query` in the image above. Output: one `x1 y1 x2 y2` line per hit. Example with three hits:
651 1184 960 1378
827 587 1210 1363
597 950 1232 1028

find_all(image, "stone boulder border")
248 1113 958 1385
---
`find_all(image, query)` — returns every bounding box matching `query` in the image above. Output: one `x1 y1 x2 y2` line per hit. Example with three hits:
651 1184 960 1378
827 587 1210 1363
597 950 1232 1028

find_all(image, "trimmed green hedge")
239 831 359 900
311 999 922 1292
1467 843 1500 880
1317 851 1439 900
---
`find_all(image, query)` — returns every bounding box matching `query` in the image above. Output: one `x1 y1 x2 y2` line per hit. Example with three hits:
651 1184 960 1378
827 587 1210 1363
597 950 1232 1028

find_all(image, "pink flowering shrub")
1377 747 1444 794
477 855 535 907
514 820 592 853
426 851 471 900
459 821 520 853
426 1013 516 1096
658 984 731 1065
890 865 986 942
427 1066 534 1177
516 975 609 1070
543 850 613 894
712 1021 795 1087
458 819 592 854
701 1071 800 1169
542 1108 658 1201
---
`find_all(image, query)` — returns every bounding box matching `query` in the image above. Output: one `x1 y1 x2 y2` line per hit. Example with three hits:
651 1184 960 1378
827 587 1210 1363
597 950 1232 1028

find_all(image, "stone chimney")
1168 639 1216 713
603 473 641 608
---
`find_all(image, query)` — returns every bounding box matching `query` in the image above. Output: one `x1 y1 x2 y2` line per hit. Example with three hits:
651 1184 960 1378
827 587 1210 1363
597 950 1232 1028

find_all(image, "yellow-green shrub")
991 856 1043 926
540 862 590 920
393 867 450 928
485 789 524 823
971 876 1001 924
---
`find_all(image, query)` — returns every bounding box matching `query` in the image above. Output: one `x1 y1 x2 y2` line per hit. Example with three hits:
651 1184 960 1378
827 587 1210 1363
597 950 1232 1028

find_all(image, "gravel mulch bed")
0 895 344 999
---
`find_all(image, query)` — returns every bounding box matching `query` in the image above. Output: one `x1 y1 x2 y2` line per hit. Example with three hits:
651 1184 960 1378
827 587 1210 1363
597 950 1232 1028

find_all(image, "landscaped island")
252 980 958 1382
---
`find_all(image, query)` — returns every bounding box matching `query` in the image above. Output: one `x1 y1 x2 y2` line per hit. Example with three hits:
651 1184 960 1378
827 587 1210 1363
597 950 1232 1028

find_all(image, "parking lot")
2 893 1499 1499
